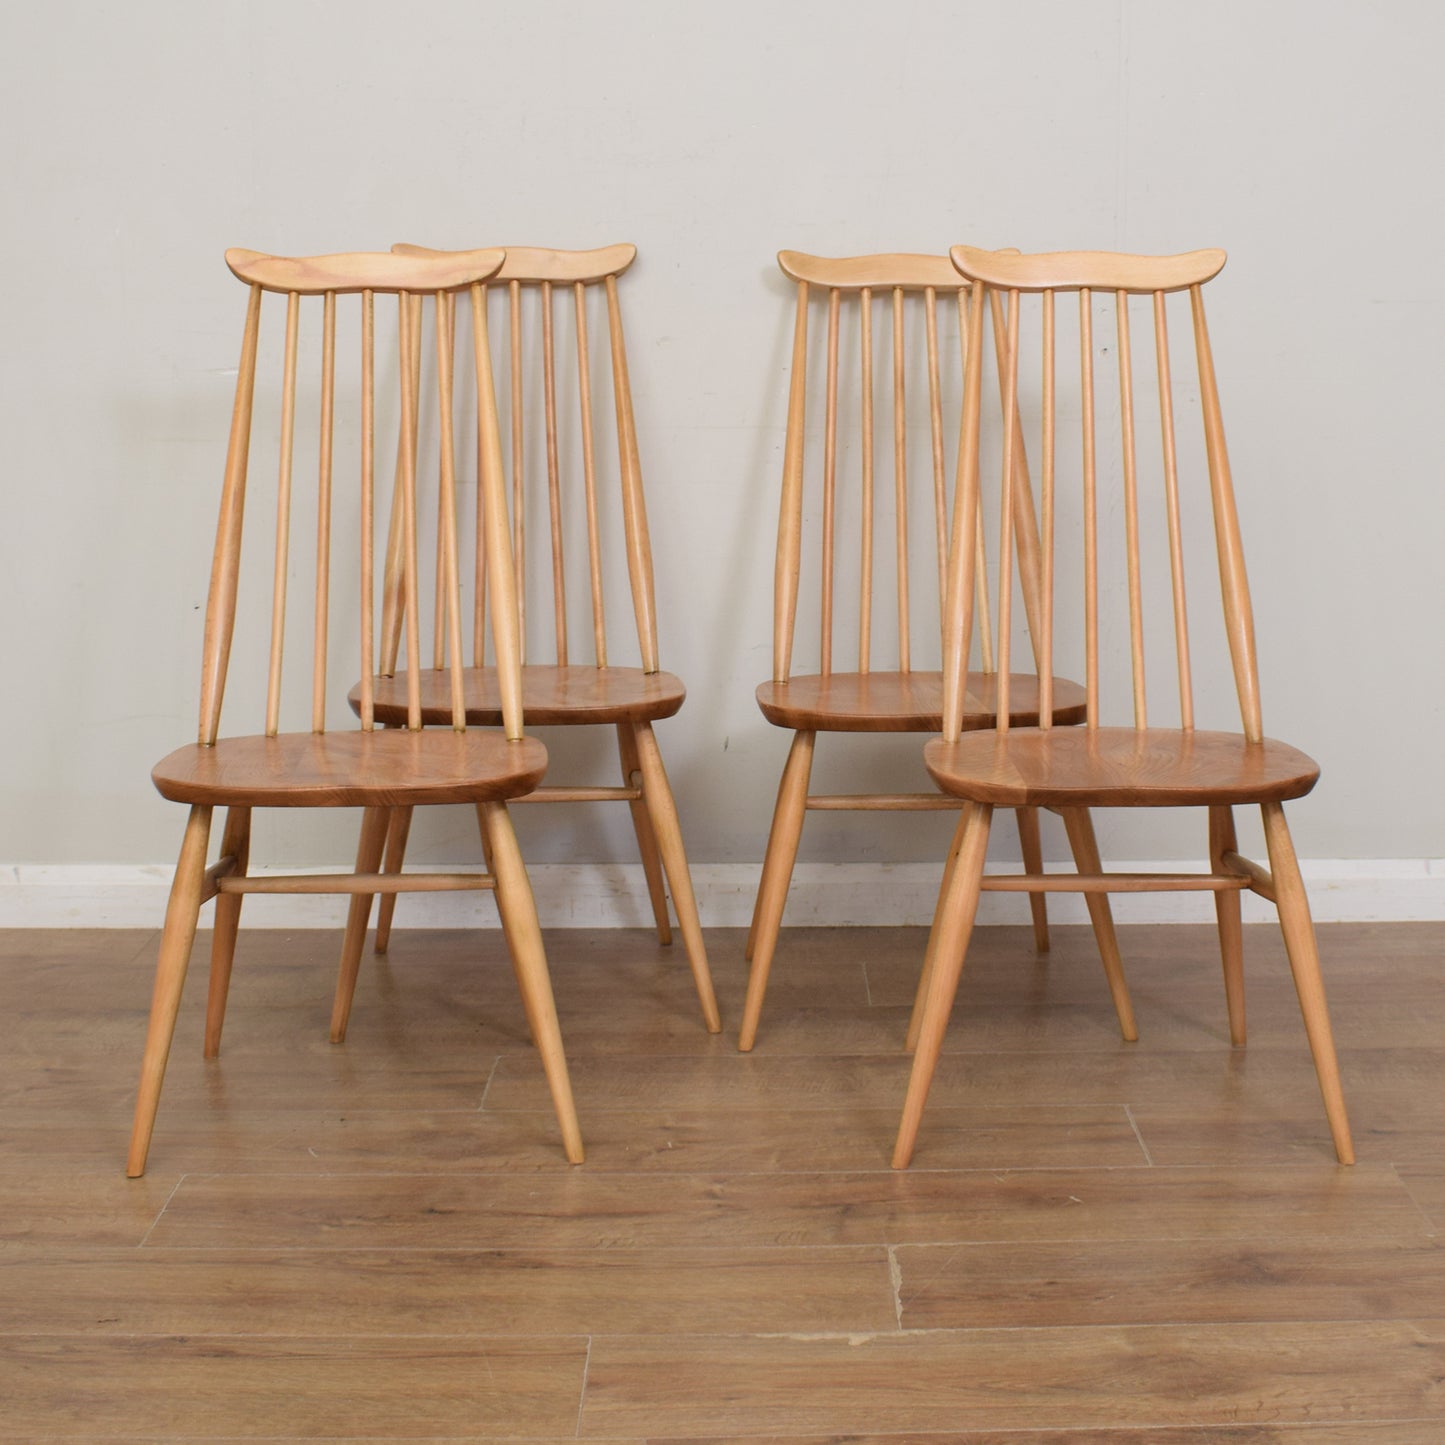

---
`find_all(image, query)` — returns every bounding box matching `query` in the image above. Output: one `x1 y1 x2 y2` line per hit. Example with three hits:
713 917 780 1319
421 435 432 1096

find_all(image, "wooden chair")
739 252 1135 1051
129 247 583 1177
327 243 720 1039
894 245 1354 1167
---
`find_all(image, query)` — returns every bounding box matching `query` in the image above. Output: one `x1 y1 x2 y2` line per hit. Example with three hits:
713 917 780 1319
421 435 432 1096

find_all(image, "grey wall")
2 0 1440 876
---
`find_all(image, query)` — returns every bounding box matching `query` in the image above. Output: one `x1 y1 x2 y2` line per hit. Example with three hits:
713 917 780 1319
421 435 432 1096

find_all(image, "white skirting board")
2 859 1444 929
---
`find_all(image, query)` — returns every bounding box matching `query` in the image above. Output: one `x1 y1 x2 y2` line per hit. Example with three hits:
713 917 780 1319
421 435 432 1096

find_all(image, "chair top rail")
951 245 1226 295
225 248 505 296
778 251 969 292
393 242 637 284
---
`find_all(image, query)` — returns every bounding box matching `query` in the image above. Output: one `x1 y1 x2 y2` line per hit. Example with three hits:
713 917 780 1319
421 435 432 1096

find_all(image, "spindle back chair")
740 250 1134 1052
130 247 584 1178
894 245 1352 1166
332 243 718 1035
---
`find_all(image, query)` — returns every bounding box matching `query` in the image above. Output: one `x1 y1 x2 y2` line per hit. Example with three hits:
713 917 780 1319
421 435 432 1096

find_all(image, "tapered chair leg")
738 729 816 1050
1261 801 1354 1164
479 800 584 1164
906 808 969 1052
1059 807 1139 1042
372 806 413 955
1209 804 1247 1045
617 722 672 945
127 804 214 1178
893 803 993 1169
1015 806 1050 952
631 722 721 1033
330 806 391 1044
203 806 251 1058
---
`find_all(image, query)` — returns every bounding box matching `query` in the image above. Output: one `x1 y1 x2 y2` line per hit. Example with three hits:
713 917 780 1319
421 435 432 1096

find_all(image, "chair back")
385 243 658 675
943 246 1259 744
197 247 523 744
770 251 1047 685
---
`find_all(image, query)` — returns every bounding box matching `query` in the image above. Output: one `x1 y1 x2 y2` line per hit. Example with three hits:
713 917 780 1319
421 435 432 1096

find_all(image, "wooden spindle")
435 290 466 730
1154 290 1194 729
773 280 808 684
1117 291 1147 728
577 281 607 666
821 288 840 675
994 289 1020 733
892 287 909 671
399 294 423 730
265 289 300 738
859 286 874 674
1038 290 1056 730
606 273 659 673
989 287 1047 673
312 290 336 733
1191 284 1262 741
379 294 421 676
924 286 947 639
942 276 987 743
542 282 568 665
432 296 453 671
957 291 993 675
509 278 525 662
358 289 375 730
473 287 488 668
1080 288 1099 728
198 283 262 747
473 283 524 741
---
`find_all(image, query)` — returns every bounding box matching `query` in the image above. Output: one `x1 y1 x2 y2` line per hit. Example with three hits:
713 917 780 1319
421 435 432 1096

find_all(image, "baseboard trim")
2 859 1443 929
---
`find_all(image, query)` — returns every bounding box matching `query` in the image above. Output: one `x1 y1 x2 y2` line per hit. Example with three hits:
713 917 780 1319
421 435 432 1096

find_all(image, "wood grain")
924 727 1320 808
7 922 1444 1436
151 730 548 807
951 243 1226 294
355 664 685 727
580 1321 1445 1435
755 670 1086 733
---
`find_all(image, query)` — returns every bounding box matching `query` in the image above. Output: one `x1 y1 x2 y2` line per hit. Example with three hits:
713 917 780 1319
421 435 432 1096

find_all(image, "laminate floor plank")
578 1321 1445 1435
646 1428 1445 1444
1397 1166 1445 1231
0 1170 181 1247
0 1335 587 1437
0 1245 896 1337
5 922 1443 1438
895 1236 1445 1327
144 1164 1424 1252
0 1102 1146 1175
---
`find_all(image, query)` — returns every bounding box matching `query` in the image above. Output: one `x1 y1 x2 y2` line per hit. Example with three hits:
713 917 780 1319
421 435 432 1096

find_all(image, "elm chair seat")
923 728 1320 810
756 670 1088 734
152 731 549 808
352 665 687 728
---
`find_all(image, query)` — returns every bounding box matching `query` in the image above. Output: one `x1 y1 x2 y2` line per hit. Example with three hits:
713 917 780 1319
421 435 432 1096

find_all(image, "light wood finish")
895 246 1353 1166
201 805 250 1057
756 669 1085 732
355 662 685 726
346 245 717 1031
949 243 1227 294
743 250 1125 1050
129 248 583 1176
8 919 1445 1433
225 246 506 296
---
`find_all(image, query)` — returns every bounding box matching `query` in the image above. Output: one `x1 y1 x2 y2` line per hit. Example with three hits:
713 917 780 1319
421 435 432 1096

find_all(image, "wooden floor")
3 919 1444 1440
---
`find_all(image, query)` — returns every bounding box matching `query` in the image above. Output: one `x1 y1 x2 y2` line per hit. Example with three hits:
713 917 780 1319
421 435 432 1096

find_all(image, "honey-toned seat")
739 250 1134 1052
332 243 720 1039
756 669 1087 733
894 245 1353 1168
354 663 686 728
128 246 583 1177
925 727 1319 809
